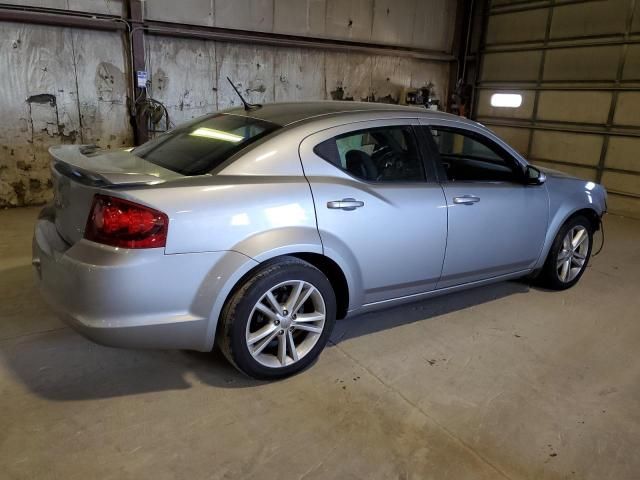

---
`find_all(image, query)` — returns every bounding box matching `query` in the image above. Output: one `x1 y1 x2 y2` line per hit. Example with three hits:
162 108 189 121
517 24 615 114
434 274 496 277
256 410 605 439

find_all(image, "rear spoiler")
49 145 165 187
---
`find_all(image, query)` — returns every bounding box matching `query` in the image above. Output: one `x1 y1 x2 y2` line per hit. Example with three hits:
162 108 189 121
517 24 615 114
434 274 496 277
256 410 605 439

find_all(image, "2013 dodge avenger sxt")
33 101 606 379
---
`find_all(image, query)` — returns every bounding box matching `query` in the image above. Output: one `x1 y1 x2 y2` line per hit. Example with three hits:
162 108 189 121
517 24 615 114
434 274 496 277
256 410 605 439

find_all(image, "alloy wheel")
245 280 326 368
556 226 589 283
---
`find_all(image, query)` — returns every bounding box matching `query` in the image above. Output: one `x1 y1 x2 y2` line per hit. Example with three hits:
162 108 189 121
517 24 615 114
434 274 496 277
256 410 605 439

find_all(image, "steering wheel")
372 146 396 168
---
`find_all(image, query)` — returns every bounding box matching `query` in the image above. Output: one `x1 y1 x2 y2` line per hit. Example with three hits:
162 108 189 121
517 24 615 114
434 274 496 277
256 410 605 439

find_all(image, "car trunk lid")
49 145 182 245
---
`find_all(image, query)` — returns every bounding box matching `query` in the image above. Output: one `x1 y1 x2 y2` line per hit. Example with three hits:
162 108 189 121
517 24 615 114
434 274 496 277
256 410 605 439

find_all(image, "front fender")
534 181 606 269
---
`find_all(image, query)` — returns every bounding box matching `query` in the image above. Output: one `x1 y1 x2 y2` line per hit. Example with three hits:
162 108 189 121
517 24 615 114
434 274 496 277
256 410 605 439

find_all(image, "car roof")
224 101 461 127
221 101 528 168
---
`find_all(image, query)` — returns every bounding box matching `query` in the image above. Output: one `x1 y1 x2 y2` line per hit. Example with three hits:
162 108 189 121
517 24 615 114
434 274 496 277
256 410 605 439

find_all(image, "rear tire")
538 215 593 290
217 256 336 380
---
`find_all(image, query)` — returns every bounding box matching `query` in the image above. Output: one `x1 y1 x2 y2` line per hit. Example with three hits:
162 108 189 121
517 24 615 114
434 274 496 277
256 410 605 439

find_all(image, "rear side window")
132 114 280 175
313 125 425 182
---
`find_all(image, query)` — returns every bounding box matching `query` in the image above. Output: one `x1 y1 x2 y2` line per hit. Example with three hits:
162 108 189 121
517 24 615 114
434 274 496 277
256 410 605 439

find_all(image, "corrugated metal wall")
0 0 456 207
475 0 640 218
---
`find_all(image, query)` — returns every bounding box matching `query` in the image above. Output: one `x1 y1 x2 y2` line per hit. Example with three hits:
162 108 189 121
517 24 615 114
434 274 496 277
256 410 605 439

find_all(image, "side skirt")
347 269 532 317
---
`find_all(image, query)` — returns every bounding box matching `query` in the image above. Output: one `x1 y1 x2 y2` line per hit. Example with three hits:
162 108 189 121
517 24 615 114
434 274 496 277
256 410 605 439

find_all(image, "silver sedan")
33 102 607 379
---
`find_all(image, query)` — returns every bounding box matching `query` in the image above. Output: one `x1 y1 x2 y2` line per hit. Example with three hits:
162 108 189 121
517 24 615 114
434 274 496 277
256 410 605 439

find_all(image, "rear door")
299 119 447 307
420 121 548 288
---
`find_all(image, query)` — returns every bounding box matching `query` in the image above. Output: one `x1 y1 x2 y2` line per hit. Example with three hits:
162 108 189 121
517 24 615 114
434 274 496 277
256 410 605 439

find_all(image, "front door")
422 122 548 288
299 119 447 307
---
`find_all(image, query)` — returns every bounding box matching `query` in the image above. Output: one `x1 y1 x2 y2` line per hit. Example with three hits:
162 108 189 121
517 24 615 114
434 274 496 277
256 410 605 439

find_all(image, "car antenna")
226 77 261 111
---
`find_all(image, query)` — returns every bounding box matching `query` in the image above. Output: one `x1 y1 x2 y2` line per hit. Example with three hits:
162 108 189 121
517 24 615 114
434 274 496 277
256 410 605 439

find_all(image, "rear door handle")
327 198 365 211
453 195 480 205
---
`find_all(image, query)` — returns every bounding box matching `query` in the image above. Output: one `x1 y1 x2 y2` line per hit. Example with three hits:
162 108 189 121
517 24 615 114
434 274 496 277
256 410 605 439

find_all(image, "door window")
313 125 425 182
428 127 523 183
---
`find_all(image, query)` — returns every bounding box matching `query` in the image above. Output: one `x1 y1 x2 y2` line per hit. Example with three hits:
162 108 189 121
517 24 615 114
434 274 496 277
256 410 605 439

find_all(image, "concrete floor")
1 207 639 480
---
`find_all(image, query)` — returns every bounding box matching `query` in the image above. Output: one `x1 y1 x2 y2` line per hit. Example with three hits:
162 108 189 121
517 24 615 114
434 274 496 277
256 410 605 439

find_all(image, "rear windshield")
132 114 281 175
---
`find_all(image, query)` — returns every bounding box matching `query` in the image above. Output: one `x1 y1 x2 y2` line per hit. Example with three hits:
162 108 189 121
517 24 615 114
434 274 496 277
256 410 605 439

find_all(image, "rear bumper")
33 208 256 351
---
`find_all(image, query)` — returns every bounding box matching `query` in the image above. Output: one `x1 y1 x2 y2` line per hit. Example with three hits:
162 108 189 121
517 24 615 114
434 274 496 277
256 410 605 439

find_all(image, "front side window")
313 125 425 182
132 114 280 176
428 127 523 183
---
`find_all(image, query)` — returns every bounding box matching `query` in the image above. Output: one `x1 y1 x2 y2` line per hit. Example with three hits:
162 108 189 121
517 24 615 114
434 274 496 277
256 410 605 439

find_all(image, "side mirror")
525 165 546 185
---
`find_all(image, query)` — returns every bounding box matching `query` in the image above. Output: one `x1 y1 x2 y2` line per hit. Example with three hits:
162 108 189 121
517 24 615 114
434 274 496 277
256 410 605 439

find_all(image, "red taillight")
85 194 168 249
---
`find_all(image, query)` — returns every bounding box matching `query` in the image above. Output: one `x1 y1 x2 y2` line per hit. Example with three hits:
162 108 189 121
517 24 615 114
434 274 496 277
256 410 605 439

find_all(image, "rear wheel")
538 215 593 290
218 257 336 379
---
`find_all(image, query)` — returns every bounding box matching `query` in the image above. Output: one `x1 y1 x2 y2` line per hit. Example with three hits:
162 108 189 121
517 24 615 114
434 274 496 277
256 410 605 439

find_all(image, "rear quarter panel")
115 134 322 258
110 138 323 350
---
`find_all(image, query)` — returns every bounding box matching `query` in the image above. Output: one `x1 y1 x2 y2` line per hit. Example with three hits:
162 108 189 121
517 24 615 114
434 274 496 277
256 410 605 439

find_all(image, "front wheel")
218 257 336 380
538 215 593 290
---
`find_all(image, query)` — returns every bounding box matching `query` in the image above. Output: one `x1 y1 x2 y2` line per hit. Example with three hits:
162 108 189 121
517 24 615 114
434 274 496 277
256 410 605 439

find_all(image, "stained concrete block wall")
5 0 125 15
144 0 456 51
0 4 452 206
144 36 449 129
0 21 132 206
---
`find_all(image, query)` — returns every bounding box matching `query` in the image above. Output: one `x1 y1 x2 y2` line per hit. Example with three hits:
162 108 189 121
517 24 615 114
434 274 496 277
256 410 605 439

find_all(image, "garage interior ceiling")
474 0 640 218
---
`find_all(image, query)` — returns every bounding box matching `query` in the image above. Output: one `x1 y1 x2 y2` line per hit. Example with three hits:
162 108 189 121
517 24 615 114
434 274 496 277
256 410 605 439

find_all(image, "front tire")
538 215 593 290
217 256 336 380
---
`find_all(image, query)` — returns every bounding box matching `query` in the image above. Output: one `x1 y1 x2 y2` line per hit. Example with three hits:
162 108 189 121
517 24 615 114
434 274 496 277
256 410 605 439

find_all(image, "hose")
592 217 605 257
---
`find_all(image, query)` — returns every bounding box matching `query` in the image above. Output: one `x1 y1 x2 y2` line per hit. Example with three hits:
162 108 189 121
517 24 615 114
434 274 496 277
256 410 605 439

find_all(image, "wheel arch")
568 207 601 232
535 206 602 270
287 252 350 320
210 251 352 350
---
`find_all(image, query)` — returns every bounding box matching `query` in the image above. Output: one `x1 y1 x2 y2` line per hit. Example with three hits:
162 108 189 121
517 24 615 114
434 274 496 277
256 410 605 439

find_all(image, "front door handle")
327 198 365 211
453 195 480 205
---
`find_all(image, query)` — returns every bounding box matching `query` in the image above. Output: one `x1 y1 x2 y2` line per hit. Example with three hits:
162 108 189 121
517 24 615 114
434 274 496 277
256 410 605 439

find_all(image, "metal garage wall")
0 0 455 207
475 0 640 218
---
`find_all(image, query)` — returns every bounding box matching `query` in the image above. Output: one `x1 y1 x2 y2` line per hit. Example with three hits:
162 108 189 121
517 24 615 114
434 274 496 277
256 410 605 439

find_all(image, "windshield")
132 114 281 175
